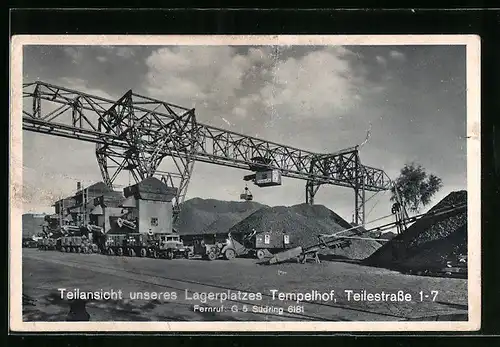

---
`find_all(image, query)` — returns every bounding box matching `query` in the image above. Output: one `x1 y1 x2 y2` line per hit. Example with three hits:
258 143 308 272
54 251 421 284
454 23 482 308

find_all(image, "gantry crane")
22 81 392 225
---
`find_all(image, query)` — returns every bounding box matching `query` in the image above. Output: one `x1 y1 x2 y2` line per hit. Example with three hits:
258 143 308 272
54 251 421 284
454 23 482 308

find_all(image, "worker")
66 299 90 321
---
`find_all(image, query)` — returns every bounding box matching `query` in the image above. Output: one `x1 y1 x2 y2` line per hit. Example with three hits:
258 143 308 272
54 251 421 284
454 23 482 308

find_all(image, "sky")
21 44 467 225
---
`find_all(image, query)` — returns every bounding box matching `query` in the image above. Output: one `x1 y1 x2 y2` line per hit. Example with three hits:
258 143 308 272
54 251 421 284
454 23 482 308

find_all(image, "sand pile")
229 203 382 260
174 198 266 235
364 190 467 270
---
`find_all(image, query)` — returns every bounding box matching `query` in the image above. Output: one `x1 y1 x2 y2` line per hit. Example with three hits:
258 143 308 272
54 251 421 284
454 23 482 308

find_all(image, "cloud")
144 46 253 105
63 47 83 64
389 50 405 60
376 55 387 65
114 47 136 59
58 77 117 100
140 45 385 151
259 47 367 119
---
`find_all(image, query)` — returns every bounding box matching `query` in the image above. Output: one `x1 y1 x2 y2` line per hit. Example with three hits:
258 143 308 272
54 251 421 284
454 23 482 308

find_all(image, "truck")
105 231 192 259
105 234 128 256
38 237 57 250
151 233 192 259
59 225 100 253
60 235 83 253
60 235 97 253
192 233 248 261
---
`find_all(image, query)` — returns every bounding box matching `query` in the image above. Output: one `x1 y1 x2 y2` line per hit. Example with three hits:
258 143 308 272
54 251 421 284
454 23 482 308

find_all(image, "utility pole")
83 187 87 226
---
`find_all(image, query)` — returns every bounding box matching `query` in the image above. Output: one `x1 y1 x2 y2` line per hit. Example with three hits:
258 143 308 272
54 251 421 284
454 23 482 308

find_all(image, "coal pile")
364 190 467 271
174 198 266 235
376 231 397 245
401 224 467 270
229 203 382 260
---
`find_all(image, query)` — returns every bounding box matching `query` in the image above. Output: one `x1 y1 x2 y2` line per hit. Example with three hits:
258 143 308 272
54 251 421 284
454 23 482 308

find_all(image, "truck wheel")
166 250 174 260
224 249 236 260
184 250 190 259
256 249 266 260
298 254 306 263
128 249 136 257
153 250 159 259
117 247 123 256
140 248 147 257
61 247 66 253
207 251 217 261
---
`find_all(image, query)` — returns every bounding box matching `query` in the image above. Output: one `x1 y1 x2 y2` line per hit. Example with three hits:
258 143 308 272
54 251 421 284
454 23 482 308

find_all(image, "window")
284 235 290 244
151 217 158 226
264 234 270 244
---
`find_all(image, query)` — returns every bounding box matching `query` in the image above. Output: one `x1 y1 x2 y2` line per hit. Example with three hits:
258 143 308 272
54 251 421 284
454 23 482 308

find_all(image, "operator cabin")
116 177 178 235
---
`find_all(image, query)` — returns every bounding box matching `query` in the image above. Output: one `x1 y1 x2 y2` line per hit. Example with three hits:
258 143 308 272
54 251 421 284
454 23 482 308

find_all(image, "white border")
9 35 481 332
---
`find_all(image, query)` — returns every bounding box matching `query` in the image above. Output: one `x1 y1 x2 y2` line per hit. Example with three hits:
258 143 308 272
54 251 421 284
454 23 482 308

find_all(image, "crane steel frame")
22 81 392 224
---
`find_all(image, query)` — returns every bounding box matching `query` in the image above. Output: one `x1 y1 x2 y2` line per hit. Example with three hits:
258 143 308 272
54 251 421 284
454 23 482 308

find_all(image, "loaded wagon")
60 235 97 253
38 237 57 250
232 229 293 260
105 232 192 259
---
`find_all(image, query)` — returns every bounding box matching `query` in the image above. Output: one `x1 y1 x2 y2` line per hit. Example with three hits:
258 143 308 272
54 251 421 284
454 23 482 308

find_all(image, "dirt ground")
22 248 468 322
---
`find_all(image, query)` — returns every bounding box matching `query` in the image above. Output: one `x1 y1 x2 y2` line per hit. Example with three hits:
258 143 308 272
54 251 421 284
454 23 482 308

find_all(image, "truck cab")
155 233 191 259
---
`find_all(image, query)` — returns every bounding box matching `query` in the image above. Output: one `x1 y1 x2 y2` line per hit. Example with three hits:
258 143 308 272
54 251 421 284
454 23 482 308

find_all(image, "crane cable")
365 189 389 220
326 200 466 240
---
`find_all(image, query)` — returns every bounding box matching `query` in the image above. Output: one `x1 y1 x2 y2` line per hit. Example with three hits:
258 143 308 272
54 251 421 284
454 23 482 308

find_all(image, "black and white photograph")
10 35 481 331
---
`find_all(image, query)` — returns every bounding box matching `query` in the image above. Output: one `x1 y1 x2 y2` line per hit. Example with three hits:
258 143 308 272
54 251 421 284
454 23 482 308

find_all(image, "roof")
76 182 113 195
93 191 124 207
123 177 177 202
53 197 76 207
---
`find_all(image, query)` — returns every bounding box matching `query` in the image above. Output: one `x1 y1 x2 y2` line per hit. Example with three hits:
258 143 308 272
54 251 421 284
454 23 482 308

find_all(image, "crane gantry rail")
22 81 392 225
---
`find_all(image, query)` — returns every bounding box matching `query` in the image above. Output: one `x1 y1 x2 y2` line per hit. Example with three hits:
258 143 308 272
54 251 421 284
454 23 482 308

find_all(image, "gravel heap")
364 190 467 270
174 198 266 235
229 203 382 260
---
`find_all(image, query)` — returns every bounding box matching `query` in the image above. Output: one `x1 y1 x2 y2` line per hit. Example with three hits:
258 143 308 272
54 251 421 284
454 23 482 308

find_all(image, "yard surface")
22 248 468 322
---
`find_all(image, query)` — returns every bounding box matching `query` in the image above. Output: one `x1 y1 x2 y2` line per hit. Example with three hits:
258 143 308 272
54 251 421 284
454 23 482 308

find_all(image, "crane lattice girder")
22 81 391 196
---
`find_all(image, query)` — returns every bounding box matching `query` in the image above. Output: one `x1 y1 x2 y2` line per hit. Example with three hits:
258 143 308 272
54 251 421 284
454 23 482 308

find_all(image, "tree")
390 162 443 213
